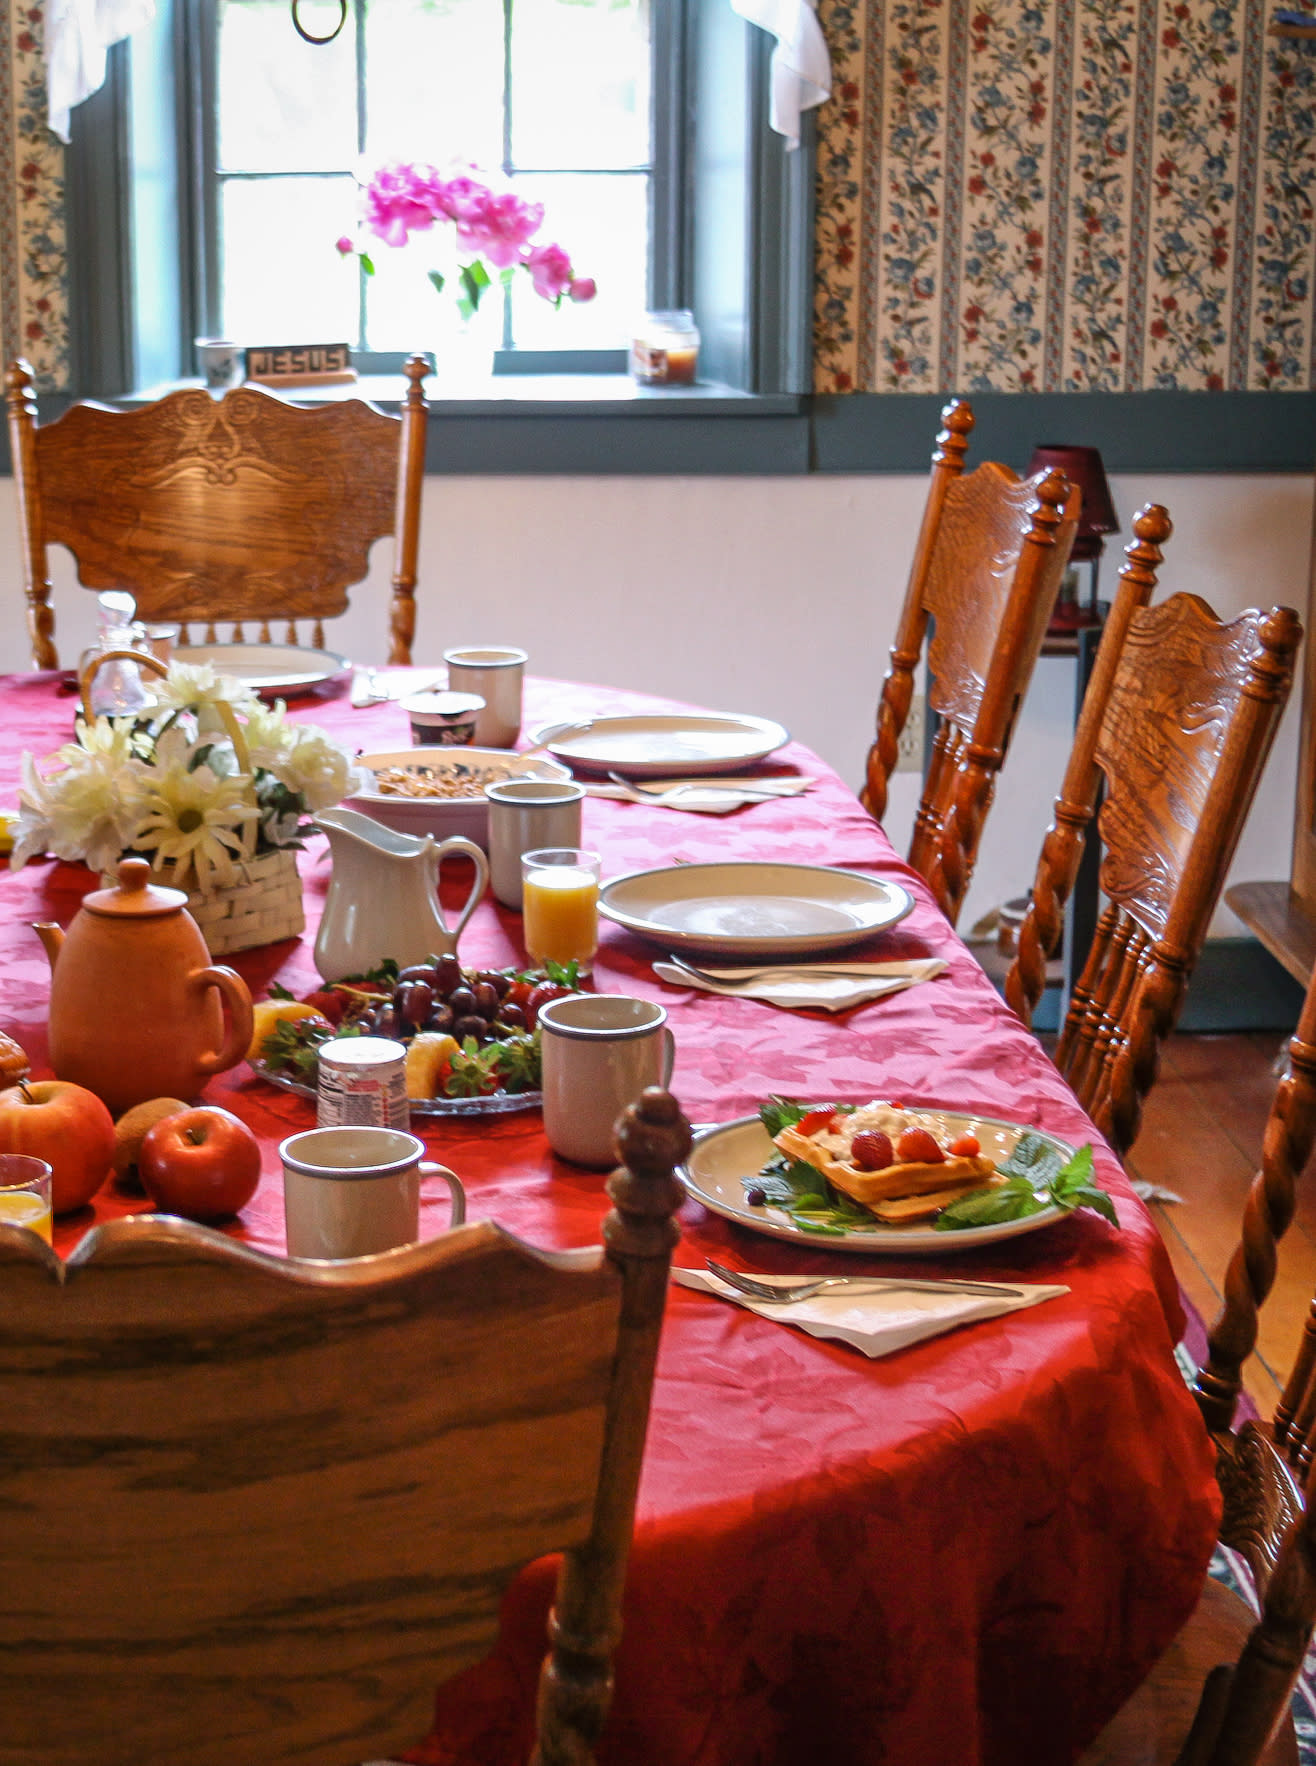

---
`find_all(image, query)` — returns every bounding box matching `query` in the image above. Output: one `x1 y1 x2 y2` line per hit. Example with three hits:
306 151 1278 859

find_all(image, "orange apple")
138 1105 262 1222
0 1078 115 1214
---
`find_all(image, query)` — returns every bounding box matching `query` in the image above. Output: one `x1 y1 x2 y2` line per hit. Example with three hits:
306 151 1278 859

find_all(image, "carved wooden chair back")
6 354 430 668
1005 514 1301 1161
860 397 1081 927
1078 971 1316 1766
0 1088 688 1766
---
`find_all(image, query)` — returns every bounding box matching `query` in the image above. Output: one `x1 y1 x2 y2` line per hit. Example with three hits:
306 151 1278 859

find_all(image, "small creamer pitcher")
313 806 489 982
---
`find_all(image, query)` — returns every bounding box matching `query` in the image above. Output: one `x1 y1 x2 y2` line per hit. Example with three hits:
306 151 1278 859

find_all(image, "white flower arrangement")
11 662 369 893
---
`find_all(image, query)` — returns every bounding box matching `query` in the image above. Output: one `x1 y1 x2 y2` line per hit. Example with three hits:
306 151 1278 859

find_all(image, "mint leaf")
935 1177 1047 1231
760 1095 810 1139
996 1131 1067 1188
936 1140 1118 1232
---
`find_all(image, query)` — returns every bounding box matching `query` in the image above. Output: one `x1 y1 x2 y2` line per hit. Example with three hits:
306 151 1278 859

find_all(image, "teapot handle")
433 837 491 945
191 965 256 1078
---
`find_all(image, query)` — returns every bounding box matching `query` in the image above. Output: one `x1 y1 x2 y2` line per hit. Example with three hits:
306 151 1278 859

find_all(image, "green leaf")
427 269 446 296
996 1131 1067 1188
794 1218 848 1236
934 1178 1048 1231
360 252 375 277
759 1095 810 1139
543 959 581 988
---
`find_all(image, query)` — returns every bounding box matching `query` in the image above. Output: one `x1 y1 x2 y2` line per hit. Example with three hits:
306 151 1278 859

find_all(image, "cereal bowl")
346 748 571 850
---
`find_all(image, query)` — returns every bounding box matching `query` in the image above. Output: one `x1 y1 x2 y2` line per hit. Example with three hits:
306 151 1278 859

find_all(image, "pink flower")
334 235 354 257
524 241 575 302
458 191 545 269
568 276 597 303
362 161 449 248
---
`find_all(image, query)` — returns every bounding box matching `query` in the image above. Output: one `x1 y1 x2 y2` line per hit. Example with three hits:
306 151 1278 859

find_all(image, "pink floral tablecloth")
0 668 1220 1766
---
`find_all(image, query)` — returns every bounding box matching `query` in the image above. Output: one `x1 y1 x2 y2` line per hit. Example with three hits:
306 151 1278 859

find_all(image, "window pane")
220 177 361 342
508 173 646 350
511 0 650 171
217 0 357 173
363 0 502 169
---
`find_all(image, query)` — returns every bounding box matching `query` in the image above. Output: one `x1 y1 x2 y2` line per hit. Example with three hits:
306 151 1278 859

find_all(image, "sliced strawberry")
796 1105 839 1138
948 1133 981 1157
895 1126 945 1164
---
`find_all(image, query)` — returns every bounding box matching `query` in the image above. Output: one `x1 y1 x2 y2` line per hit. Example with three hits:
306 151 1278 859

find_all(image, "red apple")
0 1078 115 1214
138 1106 262 1223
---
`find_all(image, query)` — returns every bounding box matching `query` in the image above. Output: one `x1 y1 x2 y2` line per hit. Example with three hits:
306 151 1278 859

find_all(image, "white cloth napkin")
654 956 946 1011
729 0 832 149
47 0 156 142
674 1266 1069 1358
586 776 813 814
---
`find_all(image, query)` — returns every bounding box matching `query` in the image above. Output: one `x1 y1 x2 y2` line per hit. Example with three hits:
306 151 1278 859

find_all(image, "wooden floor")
1126 1031 1312 1415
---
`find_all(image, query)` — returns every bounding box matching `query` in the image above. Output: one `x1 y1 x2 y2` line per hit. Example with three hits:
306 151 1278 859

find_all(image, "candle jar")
630 310 700 386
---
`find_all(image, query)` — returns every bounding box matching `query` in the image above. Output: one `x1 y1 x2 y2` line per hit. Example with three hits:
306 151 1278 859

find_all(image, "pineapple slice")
404 1032 460 1099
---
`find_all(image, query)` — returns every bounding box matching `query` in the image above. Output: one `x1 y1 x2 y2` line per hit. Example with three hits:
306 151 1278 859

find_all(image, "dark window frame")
62 0 816 411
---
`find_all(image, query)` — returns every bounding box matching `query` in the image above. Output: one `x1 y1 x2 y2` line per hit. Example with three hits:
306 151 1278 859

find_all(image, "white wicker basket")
100 849 305 957
84 648 306 956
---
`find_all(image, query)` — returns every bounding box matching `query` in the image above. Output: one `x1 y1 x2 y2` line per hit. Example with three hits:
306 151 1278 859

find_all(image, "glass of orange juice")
0 1155 53 1244
522 847 603 975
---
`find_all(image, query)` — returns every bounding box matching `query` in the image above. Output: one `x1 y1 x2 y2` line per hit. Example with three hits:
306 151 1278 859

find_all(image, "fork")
704 1258 1022 1302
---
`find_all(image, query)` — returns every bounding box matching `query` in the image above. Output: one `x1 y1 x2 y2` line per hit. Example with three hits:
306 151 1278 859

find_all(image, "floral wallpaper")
812 0 1316 395
2 0 1314 399
0 0 67 391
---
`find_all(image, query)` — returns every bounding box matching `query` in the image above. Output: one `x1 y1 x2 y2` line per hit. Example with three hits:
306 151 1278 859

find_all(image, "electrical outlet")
895 695 926 774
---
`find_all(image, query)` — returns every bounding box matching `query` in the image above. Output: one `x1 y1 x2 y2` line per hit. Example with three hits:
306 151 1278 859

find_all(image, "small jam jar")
401 690 485 746
630 309 700 386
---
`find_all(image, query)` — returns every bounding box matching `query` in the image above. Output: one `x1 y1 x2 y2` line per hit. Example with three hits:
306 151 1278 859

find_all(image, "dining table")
0 664 1221 1766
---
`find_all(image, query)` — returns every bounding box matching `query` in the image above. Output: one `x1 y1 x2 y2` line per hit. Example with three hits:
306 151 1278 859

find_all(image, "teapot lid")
83 857 187 917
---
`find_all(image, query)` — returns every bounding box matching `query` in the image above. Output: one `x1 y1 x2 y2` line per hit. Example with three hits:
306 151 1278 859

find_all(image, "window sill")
120 372 812 475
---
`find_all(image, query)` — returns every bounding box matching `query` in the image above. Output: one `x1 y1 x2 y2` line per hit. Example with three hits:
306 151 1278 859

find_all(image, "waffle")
774 1122 998 1208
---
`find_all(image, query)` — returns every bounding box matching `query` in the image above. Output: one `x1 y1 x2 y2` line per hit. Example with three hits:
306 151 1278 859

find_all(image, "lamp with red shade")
1026 443 1119 634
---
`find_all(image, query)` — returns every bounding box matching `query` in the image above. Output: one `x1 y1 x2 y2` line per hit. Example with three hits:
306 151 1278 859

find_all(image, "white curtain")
729 0 831 151
47 0 156 143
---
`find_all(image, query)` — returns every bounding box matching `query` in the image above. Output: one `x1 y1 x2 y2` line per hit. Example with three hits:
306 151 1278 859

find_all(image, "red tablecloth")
0 669 1220 1766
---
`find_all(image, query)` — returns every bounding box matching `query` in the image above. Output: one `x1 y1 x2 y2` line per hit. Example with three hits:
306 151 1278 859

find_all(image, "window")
203 0 654 368
62 0 815 423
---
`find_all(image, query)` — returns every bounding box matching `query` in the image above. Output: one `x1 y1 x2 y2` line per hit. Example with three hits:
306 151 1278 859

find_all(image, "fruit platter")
248 956 581 1117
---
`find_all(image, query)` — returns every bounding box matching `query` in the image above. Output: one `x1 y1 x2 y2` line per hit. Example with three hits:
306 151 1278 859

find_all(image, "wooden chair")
6 354 430 668
860 397 1082 928
0 1087 689 1766
1005 509 1301 1162
1080 968 1316 1766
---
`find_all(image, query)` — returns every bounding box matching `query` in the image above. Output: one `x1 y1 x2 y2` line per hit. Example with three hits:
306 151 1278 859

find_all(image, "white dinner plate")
172 643 352 700
683 1112 1068 1256
531 713 789 778
345 748 571 850
598 862 915 958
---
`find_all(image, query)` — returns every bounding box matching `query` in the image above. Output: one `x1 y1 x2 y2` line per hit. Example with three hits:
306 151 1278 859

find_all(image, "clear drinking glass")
0 1155 53 1244
522 847 602 974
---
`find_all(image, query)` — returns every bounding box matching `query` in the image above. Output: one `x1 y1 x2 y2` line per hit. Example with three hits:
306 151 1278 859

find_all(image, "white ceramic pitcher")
313 806 490 982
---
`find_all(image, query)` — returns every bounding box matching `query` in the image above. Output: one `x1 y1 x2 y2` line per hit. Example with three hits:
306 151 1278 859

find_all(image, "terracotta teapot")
33 858 254 1116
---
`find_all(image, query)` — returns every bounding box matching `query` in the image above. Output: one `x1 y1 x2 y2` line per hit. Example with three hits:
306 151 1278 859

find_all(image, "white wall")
3 471 1309 937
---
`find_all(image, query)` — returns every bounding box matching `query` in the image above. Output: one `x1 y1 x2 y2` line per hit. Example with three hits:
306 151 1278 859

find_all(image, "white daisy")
132 725 259 892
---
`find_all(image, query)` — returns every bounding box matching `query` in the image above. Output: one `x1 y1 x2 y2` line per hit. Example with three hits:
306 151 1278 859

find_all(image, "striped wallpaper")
814 0 1316 394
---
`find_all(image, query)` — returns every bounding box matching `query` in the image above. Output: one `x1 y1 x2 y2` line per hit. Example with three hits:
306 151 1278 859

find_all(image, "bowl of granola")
345 748 571 849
